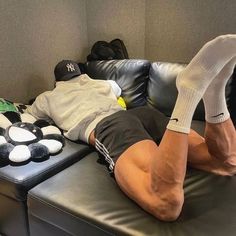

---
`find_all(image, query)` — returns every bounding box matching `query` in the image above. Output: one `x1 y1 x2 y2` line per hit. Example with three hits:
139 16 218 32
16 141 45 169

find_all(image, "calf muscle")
205 119 236 166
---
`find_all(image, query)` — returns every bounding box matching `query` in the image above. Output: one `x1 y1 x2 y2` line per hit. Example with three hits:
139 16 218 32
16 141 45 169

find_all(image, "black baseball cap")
54 60 81 81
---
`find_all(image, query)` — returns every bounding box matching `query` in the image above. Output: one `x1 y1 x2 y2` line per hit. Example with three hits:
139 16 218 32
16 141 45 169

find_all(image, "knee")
151 190 184 222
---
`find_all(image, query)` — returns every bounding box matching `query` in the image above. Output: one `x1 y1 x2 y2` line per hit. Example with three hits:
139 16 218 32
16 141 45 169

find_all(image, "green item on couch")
0 98 18 113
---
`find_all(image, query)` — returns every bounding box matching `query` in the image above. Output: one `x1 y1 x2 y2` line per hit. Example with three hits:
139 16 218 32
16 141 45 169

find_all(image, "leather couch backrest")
84 59 150 108
84 60 235 125
147 62 205 120
147 62 236 124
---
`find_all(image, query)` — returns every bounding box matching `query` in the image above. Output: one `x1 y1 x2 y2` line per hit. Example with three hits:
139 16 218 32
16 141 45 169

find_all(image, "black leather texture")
84 60 235 125
27 60 235 236
2 59 236 236
28 136 236 236
0 195 29 236
84 59 150 108
0 140 90 201
147 62 235 122
0 139 91 236
28 152 116 236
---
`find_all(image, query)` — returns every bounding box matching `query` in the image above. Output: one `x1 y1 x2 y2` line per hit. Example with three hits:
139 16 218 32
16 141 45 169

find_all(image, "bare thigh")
115 129 234 181
114 138 185 221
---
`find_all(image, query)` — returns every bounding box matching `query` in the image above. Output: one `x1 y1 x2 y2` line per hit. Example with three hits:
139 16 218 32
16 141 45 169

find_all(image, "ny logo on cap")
66 63 76 72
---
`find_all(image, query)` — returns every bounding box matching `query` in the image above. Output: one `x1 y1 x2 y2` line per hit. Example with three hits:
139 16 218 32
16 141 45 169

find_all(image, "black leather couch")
0 59 235 236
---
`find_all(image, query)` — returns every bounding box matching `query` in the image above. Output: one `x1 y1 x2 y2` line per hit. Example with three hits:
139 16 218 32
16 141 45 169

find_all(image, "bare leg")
187 119 236 176
114 130 188 221
188 56 236 173
114 35 236 221
187 46 236 173
205 119 236 169
114 121 236 222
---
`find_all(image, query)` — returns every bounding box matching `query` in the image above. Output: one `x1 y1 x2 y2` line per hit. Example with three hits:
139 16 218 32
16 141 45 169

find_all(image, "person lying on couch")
27 34 236 222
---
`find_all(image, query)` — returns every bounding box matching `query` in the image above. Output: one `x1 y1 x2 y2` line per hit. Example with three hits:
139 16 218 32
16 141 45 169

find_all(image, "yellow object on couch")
117 97 126 109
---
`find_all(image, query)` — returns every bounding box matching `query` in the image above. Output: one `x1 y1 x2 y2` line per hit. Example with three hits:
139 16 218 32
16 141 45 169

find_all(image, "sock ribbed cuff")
203 57 236 124
167 88 202 134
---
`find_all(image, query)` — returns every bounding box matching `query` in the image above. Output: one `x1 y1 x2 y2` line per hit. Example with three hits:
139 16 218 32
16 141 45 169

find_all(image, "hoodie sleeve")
26 92 51 122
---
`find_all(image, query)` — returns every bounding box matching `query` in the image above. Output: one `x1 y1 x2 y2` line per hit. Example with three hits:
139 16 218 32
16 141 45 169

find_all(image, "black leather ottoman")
0 139 91 236
28 140 236 236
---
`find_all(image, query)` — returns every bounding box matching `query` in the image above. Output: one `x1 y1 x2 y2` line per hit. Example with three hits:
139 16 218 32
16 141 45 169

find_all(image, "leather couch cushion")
147 62 235 123
0 139 91 201
28 147 236 236
191 120 205 135
84 59 150 108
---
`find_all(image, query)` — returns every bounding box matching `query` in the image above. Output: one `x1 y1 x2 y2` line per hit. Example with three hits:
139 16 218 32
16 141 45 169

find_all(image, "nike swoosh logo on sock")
170 118 179 122
211 112 224 118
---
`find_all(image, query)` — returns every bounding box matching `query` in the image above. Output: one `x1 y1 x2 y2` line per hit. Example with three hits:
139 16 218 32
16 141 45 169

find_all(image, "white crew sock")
167 34 236 133
203 57 236 123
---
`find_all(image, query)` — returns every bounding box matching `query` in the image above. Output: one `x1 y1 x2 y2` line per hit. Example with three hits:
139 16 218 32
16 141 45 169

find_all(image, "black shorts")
94 106 169 172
